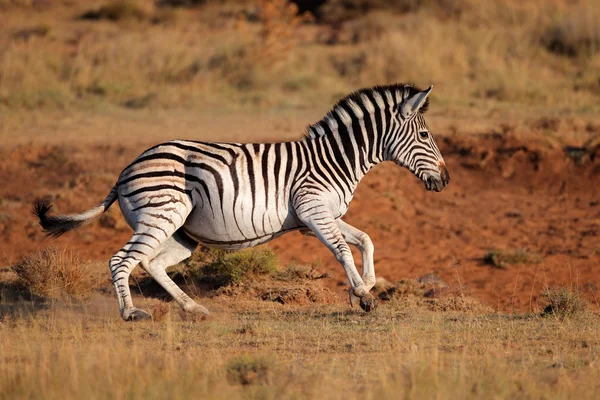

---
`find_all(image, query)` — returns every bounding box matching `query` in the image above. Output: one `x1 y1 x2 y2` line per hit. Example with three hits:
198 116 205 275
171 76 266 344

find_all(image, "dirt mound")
372 275 492 314
131 254 339 307
218 278 338 306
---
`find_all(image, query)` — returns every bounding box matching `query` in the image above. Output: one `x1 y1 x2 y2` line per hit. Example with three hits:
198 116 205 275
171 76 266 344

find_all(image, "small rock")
373 277 395 292
417 273 448 288
417 273 448 298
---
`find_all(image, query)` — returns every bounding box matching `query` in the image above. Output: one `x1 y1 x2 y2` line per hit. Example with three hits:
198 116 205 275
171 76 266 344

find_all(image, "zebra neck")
307 132 381 191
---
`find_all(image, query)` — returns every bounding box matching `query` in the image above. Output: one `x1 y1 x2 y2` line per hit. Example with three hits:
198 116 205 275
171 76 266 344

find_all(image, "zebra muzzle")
425 163 450 192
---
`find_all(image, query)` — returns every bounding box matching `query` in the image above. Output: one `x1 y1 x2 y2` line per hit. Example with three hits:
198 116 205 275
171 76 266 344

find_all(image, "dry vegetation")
542 286 588 319
1 294 600 399
10 247 95 301
2 247 598 398
0 0 599 112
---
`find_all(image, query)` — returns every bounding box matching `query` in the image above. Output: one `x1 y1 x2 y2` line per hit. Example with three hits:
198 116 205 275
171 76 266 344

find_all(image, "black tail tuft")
33 201 84 238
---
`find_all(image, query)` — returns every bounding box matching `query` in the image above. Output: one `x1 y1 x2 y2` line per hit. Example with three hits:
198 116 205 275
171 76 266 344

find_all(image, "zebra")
34 83 450 321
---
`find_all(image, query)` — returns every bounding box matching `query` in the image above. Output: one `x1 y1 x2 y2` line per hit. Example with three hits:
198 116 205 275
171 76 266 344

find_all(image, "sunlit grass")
0 298 599 399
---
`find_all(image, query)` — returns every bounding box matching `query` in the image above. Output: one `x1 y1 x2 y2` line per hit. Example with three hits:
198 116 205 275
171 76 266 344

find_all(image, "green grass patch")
188 247 279 289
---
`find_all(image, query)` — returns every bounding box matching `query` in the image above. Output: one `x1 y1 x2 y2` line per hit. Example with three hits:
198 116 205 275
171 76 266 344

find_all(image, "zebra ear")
401 85 433 117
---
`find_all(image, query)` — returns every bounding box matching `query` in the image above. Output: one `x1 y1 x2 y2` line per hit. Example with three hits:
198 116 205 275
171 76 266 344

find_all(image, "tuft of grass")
542 287 587 319
191 248 279 289
226 355 273 386
10 247 94 301
121 93 157 109
423 295 492 313
11 24 50 41
483 248 542 269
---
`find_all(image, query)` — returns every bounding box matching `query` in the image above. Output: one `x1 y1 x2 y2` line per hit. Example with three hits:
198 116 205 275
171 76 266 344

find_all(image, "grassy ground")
1 248 598 399
1 296 599 399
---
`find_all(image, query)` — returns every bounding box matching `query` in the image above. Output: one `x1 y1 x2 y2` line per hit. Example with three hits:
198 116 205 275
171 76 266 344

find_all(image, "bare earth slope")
1 110 599 311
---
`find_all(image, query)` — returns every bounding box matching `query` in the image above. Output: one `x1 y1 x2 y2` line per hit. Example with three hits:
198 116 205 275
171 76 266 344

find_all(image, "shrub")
79 0 153 22
226 355 272 385
11 247 94 301
156 0 207 7
483 249 542 269
191 248 278 289
310 0 470 24
423 295 491 313
542 287 587 319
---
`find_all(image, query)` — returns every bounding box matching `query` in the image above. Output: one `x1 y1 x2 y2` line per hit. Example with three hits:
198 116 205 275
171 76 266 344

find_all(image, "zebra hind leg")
110 236 155 321
110 225 191 321
140 230 210 316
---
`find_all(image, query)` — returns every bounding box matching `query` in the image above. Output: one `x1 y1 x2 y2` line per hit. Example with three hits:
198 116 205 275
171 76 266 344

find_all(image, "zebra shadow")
129 270 213 301
0 281 49 320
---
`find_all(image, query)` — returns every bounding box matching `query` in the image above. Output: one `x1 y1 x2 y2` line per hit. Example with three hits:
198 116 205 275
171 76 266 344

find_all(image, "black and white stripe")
35 83 450 320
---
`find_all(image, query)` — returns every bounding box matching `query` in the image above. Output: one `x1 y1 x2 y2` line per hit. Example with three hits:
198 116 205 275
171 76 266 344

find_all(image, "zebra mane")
303 83 429 141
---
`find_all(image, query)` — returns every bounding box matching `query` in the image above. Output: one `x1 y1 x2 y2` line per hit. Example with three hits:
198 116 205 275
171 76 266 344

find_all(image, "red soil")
2 133 599 311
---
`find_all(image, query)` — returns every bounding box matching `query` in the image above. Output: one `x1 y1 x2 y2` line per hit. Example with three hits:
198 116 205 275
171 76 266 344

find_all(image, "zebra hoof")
349 290 361 308
359 295 376 312
123 308 152 321
184 303 210 316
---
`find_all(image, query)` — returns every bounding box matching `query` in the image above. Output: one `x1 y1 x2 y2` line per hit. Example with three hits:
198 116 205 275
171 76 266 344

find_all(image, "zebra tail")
33 186 118 238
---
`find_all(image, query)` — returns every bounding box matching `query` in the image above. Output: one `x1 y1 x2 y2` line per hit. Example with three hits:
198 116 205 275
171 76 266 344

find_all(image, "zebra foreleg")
336 219 375 288
296 204 376 312
336 219 376 308
140 232 210 316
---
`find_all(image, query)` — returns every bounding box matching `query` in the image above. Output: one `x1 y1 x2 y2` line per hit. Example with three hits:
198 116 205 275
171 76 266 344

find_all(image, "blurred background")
1 0 600 311
1 0 599 114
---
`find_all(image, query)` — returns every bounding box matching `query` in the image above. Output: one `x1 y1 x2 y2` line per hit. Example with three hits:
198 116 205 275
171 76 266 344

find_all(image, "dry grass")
226 354 273 386
0 296 599 399
0 0 598 113
10 247 95 301
540 1 600 58
542 286 588 319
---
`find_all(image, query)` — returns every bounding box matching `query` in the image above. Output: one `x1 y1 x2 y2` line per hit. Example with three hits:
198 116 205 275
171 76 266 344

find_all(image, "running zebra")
35 83 450 321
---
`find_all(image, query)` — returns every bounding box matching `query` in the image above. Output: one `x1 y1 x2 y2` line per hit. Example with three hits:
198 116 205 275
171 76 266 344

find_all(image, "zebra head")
386 85 450 192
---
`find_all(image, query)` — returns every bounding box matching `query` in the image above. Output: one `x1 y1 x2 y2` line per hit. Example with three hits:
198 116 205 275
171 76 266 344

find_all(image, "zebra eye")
419 131 429 139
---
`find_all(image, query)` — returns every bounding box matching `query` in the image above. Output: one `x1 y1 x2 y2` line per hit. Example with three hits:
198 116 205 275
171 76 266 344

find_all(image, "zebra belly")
183 228 294 250
182 203 301 250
